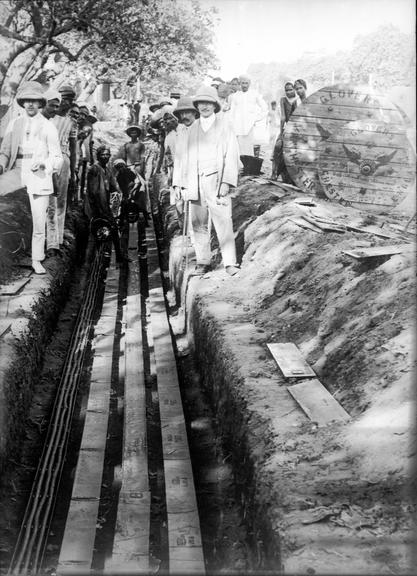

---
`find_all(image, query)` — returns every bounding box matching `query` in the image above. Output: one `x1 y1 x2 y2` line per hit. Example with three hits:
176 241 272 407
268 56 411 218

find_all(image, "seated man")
86 145 126 263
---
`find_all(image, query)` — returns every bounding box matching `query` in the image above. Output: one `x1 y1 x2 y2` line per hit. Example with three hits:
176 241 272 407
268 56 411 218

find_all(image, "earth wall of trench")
168 179 416 574
0 208 88 476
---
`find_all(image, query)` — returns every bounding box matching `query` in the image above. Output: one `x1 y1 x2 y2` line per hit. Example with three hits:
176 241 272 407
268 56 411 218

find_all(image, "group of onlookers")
0 74 308 275
270 79 308 182
0 81 98 273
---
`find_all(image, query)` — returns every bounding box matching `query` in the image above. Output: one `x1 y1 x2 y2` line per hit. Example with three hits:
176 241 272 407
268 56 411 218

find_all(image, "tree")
247 25 414 104
0 0 217 113
347 24 415 88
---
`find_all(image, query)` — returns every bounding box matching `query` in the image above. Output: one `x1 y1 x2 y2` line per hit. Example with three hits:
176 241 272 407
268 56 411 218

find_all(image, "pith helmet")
58 84 76 97
16 81 46 108
44 88 61 103
173 96 199 119
193 85 220 113
125 124 142 136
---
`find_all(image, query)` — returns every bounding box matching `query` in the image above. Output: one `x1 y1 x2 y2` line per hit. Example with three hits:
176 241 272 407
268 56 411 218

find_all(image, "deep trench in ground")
0 220 264 575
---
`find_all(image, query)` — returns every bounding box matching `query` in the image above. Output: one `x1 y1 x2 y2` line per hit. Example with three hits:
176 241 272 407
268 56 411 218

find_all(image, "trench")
0 208 279 574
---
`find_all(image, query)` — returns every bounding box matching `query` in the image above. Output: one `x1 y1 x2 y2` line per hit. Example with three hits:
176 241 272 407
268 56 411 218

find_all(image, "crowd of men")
0 81 98 273
0 74 308 276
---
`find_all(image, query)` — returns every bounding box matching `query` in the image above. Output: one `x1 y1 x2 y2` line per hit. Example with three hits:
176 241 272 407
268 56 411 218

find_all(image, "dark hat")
173 96 199 119
58 84 76 97
125 124 142 136
87 114 97 124
16 81 46 108
193 85 221 114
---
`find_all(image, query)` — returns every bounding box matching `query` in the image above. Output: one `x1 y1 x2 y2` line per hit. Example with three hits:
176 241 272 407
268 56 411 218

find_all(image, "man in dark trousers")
86 145 126 263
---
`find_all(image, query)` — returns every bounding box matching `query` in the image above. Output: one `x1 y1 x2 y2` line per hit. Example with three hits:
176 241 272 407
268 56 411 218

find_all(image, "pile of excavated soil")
168 178 416 574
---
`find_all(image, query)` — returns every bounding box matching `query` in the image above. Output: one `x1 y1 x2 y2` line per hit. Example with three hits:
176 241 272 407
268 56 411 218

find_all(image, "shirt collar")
200 113 216 132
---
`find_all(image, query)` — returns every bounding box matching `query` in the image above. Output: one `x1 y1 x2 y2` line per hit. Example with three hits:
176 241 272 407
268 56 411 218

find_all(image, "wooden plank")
57 500 100 574
287 217 323 233
301 215 345 233
0 276 31 296
287 379 350 426
165 459 199 513
267 342 316 378
343 243 414 259
79 411 110 451
59 266 119 572
0 319 11 338
146 223 205 574
71 449 105 500
110 221 150 572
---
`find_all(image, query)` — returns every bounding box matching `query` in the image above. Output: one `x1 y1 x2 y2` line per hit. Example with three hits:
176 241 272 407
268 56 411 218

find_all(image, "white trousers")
47 155 70 249
28 193 50 263
237 128 254 156
190 172 237 268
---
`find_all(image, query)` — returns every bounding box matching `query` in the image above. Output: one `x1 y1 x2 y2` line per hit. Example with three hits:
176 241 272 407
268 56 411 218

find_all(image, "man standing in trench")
183 85 241 276
46 84 78 256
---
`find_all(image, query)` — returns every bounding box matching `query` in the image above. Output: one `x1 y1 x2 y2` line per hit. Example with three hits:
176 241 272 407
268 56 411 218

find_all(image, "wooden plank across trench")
57 257 119 575
146 223 205 575
106 223 151 574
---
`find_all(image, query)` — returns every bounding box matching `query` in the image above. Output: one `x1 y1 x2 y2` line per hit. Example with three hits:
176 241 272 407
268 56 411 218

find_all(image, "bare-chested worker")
116 125 145 178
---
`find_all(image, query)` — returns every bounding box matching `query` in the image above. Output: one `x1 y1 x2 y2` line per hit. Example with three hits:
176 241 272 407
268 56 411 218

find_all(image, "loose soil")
0 121 415 574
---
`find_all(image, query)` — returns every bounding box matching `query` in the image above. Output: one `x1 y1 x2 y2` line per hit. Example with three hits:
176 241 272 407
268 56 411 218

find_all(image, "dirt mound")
173 179 415 573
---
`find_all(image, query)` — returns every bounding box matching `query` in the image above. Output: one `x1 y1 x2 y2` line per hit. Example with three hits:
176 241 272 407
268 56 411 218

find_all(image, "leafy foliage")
248 25 414 103
0 0 217 101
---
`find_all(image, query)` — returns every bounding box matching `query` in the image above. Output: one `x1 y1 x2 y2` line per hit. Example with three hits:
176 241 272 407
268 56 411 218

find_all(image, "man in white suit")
0 82 62 274
184 85 241 276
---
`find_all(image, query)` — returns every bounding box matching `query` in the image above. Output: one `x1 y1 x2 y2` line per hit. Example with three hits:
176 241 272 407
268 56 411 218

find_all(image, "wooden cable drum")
283 83 407 199
318 119 416 211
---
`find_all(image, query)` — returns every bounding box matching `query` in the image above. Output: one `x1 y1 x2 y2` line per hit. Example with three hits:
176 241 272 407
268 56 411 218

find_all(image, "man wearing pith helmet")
116 124 145 178
172 96 199 195
0 81 62 274
184 84 241 276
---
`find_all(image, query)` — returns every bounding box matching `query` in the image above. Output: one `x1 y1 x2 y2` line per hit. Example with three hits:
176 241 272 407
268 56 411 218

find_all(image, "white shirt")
200 113 216 132
230 89 268 136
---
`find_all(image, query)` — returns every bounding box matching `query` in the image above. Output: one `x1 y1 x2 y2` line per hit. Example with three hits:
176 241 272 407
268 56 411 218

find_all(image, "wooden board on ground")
58 265 119 572
267 342 316 378
301 214 346 233
283 84 405 197
146 222 205 574
287 217 323 233
0 275 31 295
318 120 416 211
57 500 100 574
343 243 414 259
109 222 150 573
0 319 11 338
287 379 350 426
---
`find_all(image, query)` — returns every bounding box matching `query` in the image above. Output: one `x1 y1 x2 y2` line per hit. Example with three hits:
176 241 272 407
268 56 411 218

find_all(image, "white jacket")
1 113 62 195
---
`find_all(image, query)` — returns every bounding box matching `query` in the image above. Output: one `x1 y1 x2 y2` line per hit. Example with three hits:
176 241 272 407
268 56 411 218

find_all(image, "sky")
201 0 415 80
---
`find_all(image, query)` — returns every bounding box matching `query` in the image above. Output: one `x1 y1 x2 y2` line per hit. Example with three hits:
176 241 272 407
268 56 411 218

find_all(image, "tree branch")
4 0 26 28
49 38 96 61
0 23 46 45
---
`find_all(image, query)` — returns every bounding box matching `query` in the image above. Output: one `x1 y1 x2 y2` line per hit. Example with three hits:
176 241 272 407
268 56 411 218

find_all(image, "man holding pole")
183 85 241 276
